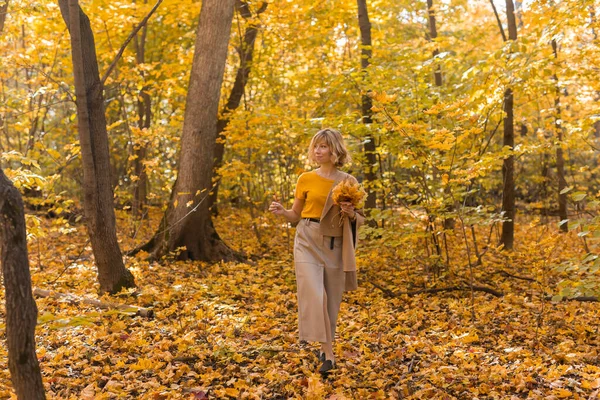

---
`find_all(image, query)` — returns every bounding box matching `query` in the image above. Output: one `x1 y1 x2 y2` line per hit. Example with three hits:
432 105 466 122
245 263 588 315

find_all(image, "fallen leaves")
0 208 599 398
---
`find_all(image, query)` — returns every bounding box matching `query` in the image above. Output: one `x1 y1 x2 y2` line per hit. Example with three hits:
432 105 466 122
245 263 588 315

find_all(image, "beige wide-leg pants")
294 219 345 343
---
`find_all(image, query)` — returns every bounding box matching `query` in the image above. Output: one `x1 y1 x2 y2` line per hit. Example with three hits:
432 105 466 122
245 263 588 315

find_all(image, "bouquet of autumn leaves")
331 178 366 224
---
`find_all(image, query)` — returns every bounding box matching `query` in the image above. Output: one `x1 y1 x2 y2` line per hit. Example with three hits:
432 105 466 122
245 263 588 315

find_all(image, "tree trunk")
427 0 442 86
132 92 149 217
552 38 568 232
500 87 515 249
0 0 8 34
591 7 597 41
141 0 239 261
514 0 524 29
0 169 46 400
427 0 454 230
132 15 150 219
209 1 268 215
1 2 9 152
591 11 600 141
357 0 377 214
505 0 518 40
58 0 135 293
499 0 517 250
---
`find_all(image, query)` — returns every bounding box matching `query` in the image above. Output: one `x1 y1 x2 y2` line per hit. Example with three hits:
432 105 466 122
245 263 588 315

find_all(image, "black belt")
305 218 335 249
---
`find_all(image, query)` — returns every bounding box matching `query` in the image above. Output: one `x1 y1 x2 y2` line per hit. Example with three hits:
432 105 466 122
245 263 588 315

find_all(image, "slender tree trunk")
427 0 442 86
552 38 568 232
132 91 150 216
0 1 9 35
0 169 46 400
357 0 377 214
590 0 599 144
427 0 455 230
514 0 524 29
1 2 10 153
539 152 550 205
58 0 135 293
209 1 267 215
501 88 515 249
591 7 597 41
499 0 517 250
591 10 600 142
141 0 239 261
2 79 12 152
132 13 150 219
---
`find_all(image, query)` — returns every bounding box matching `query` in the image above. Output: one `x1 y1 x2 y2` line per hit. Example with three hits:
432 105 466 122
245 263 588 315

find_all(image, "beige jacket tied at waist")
317 171 365 292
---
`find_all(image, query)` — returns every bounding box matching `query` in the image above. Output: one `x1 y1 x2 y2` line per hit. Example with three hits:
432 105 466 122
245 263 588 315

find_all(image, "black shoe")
313 350 325 362
319 359 335 374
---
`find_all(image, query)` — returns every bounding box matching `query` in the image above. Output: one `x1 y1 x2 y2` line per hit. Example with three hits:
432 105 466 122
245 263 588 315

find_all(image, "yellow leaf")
454 331 479 344
47 148 61 159
306 374 325 400
582 378 600 389
80 383 96 400
554 388 572 398
441 174 449 185
130 358 164 371
109 320 126 333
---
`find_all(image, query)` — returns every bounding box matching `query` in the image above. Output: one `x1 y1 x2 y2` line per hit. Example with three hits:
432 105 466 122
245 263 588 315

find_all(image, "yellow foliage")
331 178 366 208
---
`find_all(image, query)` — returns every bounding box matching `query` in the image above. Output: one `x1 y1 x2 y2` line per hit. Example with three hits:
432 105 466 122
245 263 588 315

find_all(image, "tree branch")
33 288 154 317
489 0 507 42
101 0 163 85
497 269 537 282
370 282 504 298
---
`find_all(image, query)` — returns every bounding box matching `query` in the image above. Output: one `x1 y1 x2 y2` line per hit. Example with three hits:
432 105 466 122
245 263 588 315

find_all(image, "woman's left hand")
339 201 356 220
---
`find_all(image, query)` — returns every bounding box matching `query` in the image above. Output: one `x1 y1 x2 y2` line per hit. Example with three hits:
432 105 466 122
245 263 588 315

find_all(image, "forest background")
1 0 600 398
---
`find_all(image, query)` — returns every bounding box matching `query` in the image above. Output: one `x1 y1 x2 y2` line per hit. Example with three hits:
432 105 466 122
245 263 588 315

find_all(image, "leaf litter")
0 208 598 399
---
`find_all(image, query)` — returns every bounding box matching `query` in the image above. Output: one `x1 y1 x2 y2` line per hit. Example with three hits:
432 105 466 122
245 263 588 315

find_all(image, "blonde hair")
307 128 352 167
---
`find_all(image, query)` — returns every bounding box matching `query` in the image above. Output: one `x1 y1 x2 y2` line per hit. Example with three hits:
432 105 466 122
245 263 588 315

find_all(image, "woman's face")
313 141 333 165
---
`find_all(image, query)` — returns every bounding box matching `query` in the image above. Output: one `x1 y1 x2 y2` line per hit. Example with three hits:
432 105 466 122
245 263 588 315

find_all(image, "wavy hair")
307 128 351 167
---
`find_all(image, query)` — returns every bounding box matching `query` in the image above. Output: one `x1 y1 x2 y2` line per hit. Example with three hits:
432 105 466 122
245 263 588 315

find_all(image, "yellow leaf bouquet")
332 178 366 209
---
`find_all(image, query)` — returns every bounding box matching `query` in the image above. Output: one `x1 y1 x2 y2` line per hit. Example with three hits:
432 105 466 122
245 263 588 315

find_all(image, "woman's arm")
269 198 305 223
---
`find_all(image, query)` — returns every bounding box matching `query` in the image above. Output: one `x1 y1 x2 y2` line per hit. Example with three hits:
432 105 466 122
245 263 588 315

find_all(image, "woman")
269 128 364 374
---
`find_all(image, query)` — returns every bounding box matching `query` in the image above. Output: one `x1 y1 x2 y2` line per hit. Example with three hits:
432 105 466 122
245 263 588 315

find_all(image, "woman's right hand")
269 201 285 215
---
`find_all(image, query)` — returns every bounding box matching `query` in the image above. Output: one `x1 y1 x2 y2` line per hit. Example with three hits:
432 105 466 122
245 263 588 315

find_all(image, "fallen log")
401 285 504 298
370 282 504 298
546 295 598 303
33 288 154 318
497 269 537 282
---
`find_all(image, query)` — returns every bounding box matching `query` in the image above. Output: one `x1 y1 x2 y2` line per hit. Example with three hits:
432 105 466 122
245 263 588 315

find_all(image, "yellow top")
295 171 335 219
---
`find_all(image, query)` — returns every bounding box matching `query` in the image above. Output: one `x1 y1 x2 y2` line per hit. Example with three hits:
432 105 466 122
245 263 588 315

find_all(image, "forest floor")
0 207 599 399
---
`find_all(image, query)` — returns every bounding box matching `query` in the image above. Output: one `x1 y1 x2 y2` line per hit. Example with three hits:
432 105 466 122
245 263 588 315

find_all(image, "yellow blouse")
294 171 335 219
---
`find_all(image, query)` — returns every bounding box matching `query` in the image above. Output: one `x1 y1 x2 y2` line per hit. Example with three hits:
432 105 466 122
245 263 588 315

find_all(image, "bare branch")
489 0 507 42
101 0 163 85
